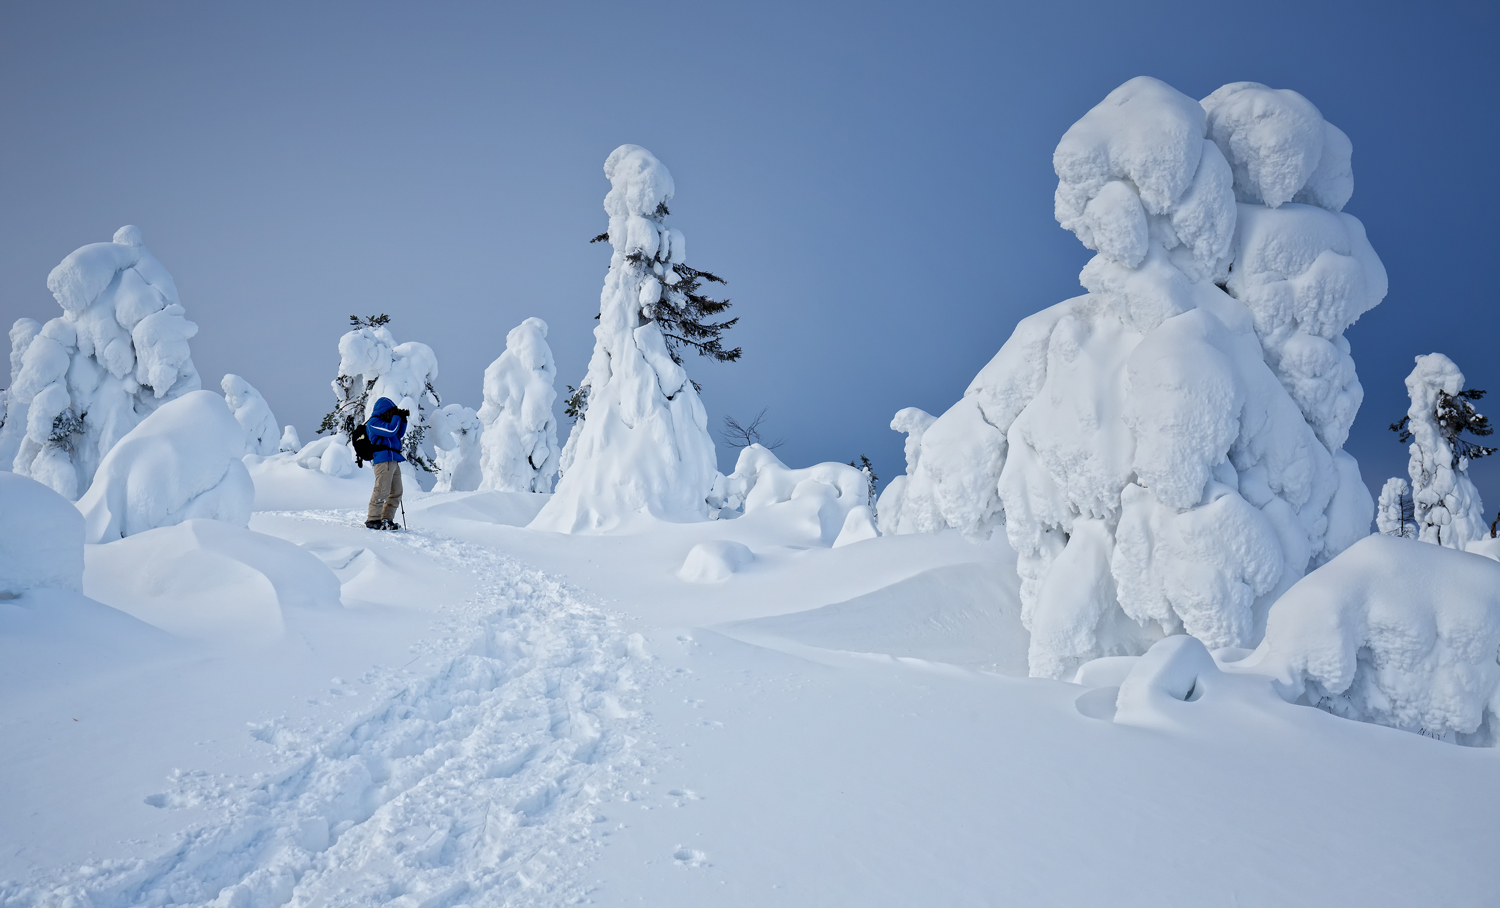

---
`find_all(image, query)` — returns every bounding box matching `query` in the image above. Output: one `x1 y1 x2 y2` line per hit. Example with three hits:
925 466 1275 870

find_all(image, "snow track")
4 522 654 908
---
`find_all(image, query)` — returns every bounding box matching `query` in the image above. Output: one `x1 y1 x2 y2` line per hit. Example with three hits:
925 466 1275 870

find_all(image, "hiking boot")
364 519 383 530
380 519 402 531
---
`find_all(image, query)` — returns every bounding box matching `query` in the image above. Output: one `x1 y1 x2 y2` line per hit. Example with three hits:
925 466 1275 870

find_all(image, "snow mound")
477 317 559 493
9 226 201 499
84 518 341 645
221 374 280 456
244 449 371 511
0 472 84 596
678 540 755 583
76 390 254 542
725 445 873 546
534 146 719 533
880 77 1381 678
832 505 879 548
1236 534 1500 743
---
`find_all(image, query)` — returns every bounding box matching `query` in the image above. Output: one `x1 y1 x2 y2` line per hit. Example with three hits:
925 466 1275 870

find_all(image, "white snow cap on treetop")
1201 82 1353 211
604 145 675 219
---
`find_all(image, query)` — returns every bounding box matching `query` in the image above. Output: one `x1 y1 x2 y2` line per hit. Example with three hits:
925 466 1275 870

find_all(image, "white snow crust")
75 390 254 543
882 77 1382 678
476 317 559 493
0 472 84 596
222 374 281 456
7 227 201 500
532 147 718 532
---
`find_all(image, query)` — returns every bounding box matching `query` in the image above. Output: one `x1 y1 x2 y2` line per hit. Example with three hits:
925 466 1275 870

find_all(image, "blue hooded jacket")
366 397 407 464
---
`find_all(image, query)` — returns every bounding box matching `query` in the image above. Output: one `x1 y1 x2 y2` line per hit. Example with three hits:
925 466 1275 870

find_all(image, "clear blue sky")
2 1 1496 514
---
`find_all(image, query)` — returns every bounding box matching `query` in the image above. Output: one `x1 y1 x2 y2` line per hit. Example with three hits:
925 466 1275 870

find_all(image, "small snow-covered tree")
7 226 200 499
431 403 483 492
319 314 444 484
279 425 302 453
1391 353 1492 548
0 318 43 471
533 146 735 531
221 374 280 456
477 317 560 493
1376 477 1415 538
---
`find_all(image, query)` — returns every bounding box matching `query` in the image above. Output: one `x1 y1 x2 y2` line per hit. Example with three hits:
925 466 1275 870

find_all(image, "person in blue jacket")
365 397 408 530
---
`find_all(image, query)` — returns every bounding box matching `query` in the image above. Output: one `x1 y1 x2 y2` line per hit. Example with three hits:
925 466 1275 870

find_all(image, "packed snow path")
4 519 655 908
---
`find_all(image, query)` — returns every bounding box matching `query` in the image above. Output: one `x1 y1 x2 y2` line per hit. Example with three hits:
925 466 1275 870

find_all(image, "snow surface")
8 226 201 500
882 77 1381 678
0 472 84 596
76 390 254 543
476 318 558 494
533 147 719 533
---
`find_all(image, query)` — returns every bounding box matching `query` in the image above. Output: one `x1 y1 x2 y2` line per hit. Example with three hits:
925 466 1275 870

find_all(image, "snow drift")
76 390 254 543
6 226 201 499
532 146 719 532
0 472 84 597
880 77 1383 678
477 317 559 493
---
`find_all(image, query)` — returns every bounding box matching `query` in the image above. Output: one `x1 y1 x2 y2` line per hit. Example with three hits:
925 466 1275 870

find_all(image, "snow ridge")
3 525 654 908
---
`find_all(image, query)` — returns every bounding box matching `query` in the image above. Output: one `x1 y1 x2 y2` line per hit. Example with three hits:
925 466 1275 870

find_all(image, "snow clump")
532 146 720 532
0 472 85 596
679 540 755 583
76 390 254 543
725 445 874 546
477 317 560 493
1235 534 1500 745
222 374 280 456
881 77 1383 678
7 226 201 499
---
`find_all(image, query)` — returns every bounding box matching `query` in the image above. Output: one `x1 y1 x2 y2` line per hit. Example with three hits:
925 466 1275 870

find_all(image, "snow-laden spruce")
76 390 254 543
5 226 201 499
322 316 442 485
221 374 280 456
477 317 560 493
879 77 1382 678
430 402 483 492
1392 354 1489 549
0 318 43 472
532 146 721 532
1376 477 1415 538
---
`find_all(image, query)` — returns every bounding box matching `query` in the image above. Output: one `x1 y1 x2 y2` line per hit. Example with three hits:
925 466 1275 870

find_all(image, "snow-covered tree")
879 78 1382 678
320 314 443 485
7 226 200 499
221 374 280 456
1391 353 1491 548
278 425 302 453
431 403 483 492
0 318 42 472
1376 477 1415 538
532 146 731 532
476 317 560 493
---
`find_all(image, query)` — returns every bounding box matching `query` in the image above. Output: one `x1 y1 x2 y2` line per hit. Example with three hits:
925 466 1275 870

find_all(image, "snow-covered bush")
1376 477 1415 538
431 403 483 492
321 315 442 483
725 445 874 546
1237 534 1500 744
7 226 201 499
874 407 935 535
0 472 84 596
1389 354 1491 549
279 425 302 453
221 374 280 456
881 77 1383 678
0 318 43 472
532 146 723 532
76 390 254 543
477 317 559 493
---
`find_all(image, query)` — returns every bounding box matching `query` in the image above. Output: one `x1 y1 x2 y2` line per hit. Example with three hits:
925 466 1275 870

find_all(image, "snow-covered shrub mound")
7 226 201 500
0 472 84 596
324 317 443 484
84 518 341 646
532 146 719 532
431 403 482 492
279 425 302 453
76 390 254 543
477 317 559 493
880 77 1382 678
678 540 755 583
725 445 873 546
873 407 935 536
1236 534 1500 744
221 374 280 456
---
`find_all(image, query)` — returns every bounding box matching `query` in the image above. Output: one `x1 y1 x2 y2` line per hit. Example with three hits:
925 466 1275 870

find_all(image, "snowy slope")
3 471 1495 907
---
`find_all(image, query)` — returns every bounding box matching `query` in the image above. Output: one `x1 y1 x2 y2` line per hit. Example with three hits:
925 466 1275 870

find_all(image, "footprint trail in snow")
5 518 657 908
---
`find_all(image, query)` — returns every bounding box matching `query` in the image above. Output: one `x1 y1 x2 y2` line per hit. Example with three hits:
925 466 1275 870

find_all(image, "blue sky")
2 1 1496 513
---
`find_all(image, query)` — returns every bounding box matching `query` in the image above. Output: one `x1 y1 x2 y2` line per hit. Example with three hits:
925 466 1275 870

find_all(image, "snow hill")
2 78 1497 907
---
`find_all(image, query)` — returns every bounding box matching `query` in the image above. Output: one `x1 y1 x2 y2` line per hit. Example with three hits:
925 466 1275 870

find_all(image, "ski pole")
400 496 408 531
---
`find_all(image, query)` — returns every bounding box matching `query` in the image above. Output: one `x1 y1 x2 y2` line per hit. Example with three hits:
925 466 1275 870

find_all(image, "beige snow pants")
368 461 404 522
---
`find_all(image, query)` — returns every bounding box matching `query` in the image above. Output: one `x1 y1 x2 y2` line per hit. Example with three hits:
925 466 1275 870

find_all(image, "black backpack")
351 423 377 467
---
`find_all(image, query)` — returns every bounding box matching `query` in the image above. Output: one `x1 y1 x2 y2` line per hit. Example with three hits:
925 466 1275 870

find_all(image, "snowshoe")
364 519 383 530
380 519 403 531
